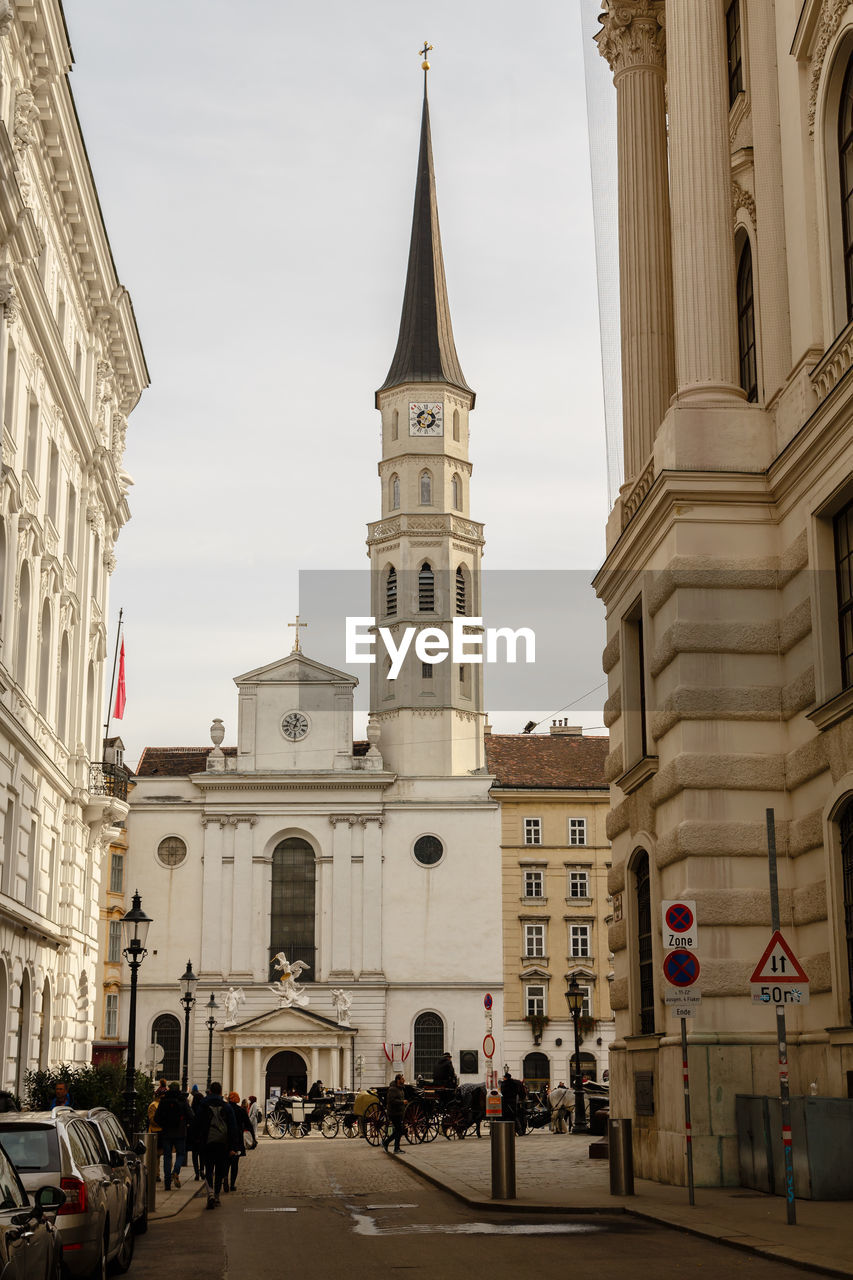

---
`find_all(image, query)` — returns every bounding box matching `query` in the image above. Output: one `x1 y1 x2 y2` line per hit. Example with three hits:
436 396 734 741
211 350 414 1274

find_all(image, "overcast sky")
65 1 617 767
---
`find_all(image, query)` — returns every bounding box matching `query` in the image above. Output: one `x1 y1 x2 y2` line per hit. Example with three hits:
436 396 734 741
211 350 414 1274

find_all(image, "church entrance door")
266 1050 308 1097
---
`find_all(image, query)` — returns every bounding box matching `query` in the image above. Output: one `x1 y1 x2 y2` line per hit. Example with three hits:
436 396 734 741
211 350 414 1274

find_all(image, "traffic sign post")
660 912 699 1208
763 809 798 1226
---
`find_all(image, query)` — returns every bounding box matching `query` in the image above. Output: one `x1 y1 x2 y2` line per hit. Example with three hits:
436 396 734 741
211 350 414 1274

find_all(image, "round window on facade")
157 836 187 868
413 835 444 867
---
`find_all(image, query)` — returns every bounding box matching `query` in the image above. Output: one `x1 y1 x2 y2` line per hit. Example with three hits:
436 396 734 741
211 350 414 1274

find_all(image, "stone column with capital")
230 818 254 977
666 0 743 402
329 817 354 977
597 0 675 483
361 817 384 976
200 817 225 976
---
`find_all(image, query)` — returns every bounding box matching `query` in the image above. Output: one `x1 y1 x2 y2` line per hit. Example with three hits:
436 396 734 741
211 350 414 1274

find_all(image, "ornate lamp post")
179 960 198 1092
205 993 218 1091
565 976 589 1133
120 890 152 1134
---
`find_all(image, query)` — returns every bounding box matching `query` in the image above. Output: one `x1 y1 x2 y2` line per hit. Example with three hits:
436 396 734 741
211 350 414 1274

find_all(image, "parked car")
83 1109 147 1236
0 1109 134 1278
0 1136 65 1279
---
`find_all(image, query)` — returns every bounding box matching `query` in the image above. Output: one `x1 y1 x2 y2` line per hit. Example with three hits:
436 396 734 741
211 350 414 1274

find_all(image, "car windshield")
0 1143 25 1210
0 1125 59 1172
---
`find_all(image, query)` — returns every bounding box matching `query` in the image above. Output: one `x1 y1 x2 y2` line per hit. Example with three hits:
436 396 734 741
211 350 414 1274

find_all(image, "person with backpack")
155 1081 194 1190
197 1081 239 1207
225 1093 255 1192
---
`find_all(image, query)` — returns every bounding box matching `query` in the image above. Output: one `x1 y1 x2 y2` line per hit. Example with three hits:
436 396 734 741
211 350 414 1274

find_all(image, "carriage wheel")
342 1115 360 1139
403 1100 428 1145
265 1114 288 1139
363 1102 388 1146
441 1105 468 1140
288 1119 307 1138
421 1113 440 1143
321 1114 339 1139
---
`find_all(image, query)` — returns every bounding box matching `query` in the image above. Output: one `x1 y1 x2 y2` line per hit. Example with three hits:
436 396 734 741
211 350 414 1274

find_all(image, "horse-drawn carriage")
265 1090 356 1139
360 1080 487 1145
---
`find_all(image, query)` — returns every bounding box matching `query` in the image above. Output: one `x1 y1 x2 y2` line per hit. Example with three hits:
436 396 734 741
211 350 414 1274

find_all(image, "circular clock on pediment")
409 402 444 436
281 711 310 741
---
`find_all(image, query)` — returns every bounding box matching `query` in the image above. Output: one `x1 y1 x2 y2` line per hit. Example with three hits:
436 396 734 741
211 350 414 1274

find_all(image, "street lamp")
178 960 198 1093
205 993 218 1091
120 890 152 1134
565 975 589 1133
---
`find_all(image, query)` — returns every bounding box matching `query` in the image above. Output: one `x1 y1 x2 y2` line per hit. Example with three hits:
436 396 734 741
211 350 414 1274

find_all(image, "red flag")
113 638 126 720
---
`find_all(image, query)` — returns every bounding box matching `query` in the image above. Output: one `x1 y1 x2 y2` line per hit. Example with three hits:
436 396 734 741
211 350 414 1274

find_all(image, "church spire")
376 54 474 405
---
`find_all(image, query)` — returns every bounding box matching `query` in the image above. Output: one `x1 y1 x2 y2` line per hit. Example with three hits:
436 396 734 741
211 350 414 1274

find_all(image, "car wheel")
87 1231 107 1280
134 1197 148 1235
110 1216 135 1275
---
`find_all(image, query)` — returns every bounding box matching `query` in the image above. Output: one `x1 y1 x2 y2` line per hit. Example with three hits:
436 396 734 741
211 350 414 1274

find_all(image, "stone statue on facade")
223 986 245 1026
268 953 311 1007
330 988 353 1026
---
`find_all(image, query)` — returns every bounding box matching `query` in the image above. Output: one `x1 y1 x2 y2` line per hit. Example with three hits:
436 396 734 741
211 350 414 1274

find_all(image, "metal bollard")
145 1132 158 1212
608 1118 634 1196
490 1119 516 1200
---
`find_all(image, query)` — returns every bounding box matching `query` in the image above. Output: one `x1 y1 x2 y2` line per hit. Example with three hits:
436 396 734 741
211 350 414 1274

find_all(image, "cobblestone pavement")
230 1132 423 1199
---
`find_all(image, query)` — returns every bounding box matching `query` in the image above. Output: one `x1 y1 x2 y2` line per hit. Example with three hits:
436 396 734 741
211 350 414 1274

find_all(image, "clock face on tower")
281 711 310 741
409 402 444 436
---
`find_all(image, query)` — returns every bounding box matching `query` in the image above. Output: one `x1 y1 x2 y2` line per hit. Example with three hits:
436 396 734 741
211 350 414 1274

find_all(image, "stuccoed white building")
0 1 147 1091
593 0 853 1187
123 80 502 1100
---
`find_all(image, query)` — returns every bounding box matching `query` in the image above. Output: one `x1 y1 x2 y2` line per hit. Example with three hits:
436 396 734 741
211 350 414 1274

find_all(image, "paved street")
128 1135 828 1279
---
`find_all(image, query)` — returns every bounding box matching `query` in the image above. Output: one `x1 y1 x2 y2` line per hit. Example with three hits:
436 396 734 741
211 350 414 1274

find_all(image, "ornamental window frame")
522 867 545 900
523 921 546 960
523 817 542 846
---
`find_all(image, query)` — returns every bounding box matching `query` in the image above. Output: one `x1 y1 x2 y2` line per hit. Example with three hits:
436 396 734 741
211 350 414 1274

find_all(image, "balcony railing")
89 762 129 802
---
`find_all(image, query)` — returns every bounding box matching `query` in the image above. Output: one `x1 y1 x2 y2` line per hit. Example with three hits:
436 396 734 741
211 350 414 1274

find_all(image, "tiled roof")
135 742 372 777
485 733 609 790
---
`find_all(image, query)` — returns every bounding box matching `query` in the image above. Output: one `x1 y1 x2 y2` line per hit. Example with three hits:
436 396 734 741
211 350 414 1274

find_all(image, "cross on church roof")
288 615 308 653
420 40 433 69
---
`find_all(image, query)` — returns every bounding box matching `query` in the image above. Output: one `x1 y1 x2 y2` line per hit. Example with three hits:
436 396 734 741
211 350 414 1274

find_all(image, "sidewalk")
400 1129 852 1278
147 1173 205 1222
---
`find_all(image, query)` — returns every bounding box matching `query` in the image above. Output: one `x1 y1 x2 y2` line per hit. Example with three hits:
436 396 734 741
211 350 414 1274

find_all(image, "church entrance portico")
221 1004 357 1102
266 1050 308 1097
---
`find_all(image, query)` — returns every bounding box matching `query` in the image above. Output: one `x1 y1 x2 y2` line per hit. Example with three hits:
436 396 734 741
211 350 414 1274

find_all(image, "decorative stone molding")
621 457 655 528
13 88 38 153
812 315 853 399
0 2 14 38
595 0 666 76
731 180 757 228
0 265 19 323
808 0 853 135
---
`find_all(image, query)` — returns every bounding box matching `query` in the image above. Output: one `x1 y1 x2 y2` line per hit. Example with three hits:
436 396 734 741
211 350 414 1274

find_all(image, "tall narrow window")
391 409 399 441
725 0 743 106
91 534 100 600
151 1013 181 1081
16 562 30 686
390 474 400 510
419 470 432 505
65 484 77 561
269 838 315 979
47 443 59 524
104 993 119 1038
452 409 460 441
635 851 655 1034
835 498 853 691
840 801 853 1024
107 920 122 964
57 632 70 743
56 291 66 342
0 520 5 615
455 566 466 615
418 563 434 612
413 1011 444 1079
737 240 758 402
421 662 433 679
109 851 123 894
840 57 853 324
570 924 591 958
452 474 461 510
25 400 38 476
74 342 82 383
4 344 15 430
524 923 545 958
523 818 542 846
385 565 397 617
37 600 51 717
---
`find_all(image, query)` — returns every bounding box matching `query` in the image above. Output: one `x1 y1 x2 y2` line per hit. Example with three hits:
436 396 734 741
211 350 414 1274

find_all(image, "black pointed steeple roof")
376 83 474 405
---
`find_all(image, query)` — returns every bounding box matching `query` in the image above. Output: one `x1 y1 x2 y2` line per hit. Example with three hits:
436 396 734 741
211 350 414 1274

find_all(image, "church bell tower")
367 61 485 776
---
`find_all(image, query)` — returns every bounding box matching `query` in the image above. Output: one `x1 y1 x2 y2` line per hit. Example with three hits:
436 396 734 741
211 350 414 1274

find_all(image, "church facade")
121 78 502 1098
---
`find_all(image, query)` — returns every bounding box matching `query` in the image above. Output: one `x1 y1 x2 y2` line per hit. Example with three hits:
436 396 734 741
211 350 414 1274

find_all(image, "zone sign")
661 900 698 952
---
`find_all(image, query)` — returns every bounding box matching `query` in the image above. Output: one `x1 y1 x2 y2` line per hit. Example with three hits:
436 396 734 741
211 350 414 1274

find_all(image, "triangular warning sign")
749 930 809 984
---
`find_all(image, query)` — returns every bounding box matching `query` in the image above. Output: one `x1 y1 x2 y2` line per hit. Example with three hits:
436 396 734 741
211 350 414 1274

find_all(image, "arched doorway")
522 1052 550 1093
265 1050 307 1098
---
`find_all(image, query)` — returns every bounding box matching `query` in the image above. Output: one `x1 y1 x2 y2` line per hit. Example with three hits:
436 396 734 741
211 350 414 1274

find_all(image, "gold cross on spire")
288 615 308 653
420 40 433 71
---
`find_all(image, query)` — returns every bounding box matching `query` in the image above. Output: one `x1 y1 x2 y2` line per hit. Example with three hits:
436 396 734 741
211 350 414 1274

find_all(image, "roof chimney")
549 719 583 736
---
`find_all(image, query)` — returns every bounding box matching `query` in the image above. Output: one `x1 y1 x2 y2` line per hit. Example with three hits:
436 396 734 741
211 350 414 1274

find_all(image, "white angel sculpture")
330 988 353 1026
268 952 311 1007
223 986 246 1026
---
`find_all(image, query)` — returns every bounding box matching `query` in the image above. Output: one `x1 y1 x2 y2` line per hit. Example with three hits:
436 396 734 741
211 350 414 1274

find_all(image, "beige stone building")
592 0 853 1187
485 725 613 1088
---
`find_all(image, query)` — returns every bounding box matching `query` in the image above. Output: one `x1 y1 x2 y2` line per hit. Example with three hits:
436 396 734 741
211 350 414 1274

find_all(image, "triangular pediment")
221 1002 356 1037
234 651 357 688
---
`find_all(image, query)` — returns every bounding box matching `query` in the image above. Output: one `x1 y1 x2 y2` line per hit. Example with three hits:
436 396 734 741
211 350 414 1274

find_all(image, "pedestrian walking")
246 1094 263 1139
155 1081 193 1190
197 1081 239 1207
382 1073 406 1155
225 1092 255 1192
548 1082 572 1134
188 1085 204 1180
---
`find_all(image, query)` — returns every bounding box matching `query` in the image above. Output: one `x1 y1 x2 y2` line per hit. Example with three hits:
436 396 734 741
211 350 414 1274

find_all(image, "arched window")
413 1011 444 1079
151 1013 181 1081
57 633 70 743
840 56 853 323
451 474 461 510
452 409 460 442
736 239 758 402
391 409 399 441
455 566 466 615
390 474 400 510
86 662 97 757
16 969 31 1095
0 961 7 1084
65 483 77 562
634 851 655 1034
418 563 435 612
419 470 432 505
270 838 315 980
522 1052 550 1091
37 600 51 717
385 565 397 617
16 562 30 686
38 979 51 1069
840 800 853 1024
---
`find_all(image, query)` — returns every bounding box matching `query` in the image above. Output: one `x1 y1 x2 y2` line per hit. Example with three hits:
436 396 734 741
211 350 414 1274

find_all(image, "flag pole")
103 607 124 759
